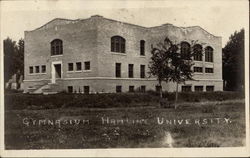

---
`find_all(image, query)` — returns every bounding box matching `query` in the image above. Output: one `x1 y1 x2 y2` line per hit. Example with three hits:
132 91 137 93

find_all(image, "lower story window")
68 86 73 93
140 85 146 92
206 86 214 92
41 65 46 73
194 67 203 73
29 66 33 74
194 86 203 92
205 68 214 73
129 86 134 92
155 85 162 92
84 86 90 94
116 85 122 93
182 86 191 92
35 66 40 73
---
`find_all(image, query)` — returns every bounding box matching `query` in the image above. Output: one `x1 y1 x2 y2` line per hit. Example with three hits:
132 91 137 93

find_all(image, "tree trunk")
175 82 178 109
159 82 163 98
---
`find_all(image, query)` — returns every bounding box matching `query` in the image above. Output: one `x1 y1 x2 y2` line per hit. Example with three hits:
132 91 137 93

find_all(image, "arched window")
140 40 145 56
181 42 191 59
193 44 203 61
51 39 63 56
205 46 213 62
111 36 126 53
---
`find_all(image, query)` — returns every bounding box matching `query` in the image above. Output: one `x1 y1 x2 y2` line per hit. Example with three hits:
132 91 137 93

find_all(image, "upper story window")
193 44 203 61
51 39 63 56
111 36 125 53
205 46 213 62
181 42 191 59
140 40 145 56
84 61 90 70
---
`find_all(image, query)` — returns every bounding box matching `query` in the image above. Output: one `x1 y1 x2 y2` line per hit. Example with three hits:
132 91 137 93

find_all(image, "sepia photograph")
0 0 249 157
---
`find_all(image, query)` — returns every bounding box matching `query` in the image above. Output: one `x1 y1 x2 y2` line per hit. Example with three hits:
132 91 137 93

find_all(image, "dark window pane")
111 36 126 53
51 39 63 56
140 65 145 78
128 64 134 78
76 62 82 71
193 44 202 61
129 86 134 92
29 66 33 74
84 86 90 94
182 86 192 92
85 61 90 70
68 86 73 93
68 63 73 71
195 86 203 92
205 68 213 73
156 85 162 92
206 86 214 91
140 40 145 56
35 66 40 73
181 42 191 59
194 67 203 73
116 85 122 93
205 46 213 62
41 65 46 73
116 63 121 77
140 85 146 92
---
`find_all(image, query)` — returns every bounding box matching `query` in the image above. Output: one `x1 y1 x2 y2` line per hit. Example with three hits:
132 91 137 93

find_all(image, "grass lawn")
5 97 245 149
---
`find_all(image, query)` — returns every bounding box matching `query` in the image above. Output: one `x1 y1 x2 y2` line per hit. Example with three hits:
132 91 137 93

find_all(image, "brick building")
23 15 223 94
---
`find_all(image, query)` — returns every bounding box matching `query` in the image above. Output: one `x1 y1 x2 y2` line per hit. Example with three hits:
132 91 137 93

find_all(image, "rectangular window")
140 65 145 78
68 63 74 71
140 85 146 92
206 86 214 92
116 85 122 93
84 61 90 70
68 86 73 93
156 85 162 92
182 86 192 92
35 66 40 73
205 68 214 73
116 63 121 77
194 86 203 92
41 65 46 73
194 67 203 73
76 62 82 71
140 40 145 56
128 64 134 78
84 86 90 94
129 86 134 92
29 66 33 74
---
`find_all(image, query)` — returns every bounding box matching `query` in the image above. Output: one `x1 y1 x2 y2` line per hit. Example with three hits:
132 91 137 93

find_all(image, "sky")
0 0 248 47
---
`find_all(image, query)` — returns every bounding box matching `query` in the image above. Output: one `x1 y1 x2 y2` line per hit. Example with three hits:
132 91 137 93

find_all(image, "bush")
4 91 244 110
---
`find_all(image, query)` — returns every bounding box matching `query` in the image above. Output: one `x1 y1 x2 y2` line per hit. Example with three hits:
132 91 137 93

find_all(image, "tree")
4 37 24 86
149 37 202 109
223 29 244 91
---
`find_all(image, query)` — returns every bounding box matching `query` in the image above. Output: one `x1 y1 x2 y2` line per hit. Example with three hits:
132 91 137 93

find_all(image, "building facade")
23 15 223 94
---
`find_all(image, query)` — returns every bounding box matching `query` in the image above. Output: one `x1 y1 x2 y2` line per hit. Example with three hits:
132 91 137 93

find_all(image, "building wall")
24 15 223 93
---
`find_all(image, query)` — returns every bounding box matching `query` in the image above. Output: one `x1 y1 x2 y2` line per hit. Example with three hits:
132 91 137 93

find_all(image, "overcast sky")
1 0 248 46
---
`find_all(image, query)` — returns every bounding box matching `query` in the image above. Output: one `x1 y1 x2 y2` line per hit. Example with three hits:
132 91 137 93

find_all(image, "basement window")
68 86 73 93
84 86 90 94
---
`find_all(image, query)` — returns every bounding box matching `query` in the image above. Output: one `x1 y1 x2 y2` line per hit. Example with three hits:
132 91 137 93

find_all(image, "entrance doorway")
54 64 61 79
51 61 62 83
